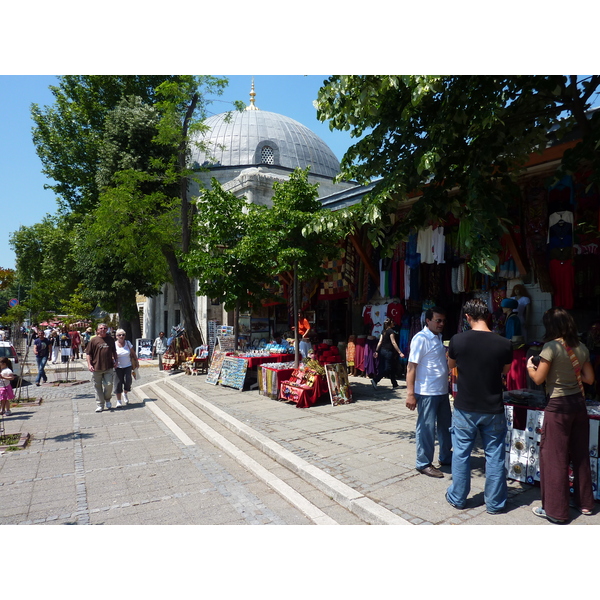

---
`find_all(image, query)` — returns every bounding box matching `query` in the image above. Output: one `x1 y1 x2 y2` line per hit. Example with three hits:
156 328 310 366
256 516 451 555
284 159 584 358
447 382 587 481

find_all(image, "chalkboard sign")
219 356 248 391
136 338 153 360
217 334 235 352
206 350 226 385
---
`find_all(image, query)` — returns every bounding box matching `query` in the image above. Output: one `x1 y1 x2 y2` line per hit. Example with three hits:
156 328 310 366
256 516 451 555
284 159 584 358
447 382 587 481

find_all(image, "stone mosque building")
140 82 357 345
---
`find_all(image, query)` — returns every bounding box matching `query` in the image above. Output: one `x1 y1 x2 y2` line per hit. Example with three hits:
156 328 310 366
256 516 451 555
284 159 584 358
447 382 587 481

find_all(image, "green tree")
315 75 600 273
239 168 342 365
9 215 79 318
31 76 184 214
182 180 277 347
60 283 96 327
30 75 231 348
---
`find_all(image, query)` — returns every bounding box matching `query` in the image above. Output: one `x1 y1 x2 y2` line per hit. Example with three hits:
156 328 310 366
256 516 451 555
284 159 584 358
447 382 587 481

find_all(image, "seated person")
270 332 292 352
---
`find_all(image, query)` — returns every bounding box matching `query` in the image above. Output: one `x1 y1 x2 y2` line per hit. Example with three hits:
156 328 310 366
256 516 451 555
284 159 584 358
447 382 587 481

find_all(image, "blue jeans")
446 408 507 513
415 393 452 470
35 355 48 384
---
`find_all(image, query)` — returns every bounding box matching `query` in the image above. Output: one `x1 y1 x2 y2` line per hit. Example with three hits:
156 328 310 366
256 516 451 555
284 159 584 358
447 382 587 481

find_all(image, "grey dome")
191 109 340 178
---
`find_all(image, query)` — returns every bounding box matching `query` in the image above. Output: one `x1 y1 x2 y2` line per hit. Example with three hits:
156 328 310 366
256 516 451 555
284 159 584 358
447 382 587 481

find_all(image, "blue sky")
0 75 357 270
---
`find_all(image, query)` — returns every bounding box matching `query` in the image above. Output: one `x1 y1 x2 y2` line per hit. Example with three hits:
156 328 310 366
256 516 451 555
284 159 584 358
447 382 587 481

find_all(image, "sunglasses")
117 334 125 337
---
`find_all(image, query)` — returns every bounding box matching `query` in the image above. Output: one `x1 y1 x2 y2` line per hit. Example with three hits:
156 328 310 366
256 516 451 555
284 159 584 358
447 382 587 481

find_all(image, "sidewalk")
150 370 598 526
1 360 597 525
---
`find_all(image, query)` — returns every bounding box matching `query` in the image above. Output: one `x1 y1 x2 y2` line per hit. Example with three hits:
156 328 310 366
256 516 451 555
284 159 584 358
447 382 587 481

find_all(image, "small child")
0 357 16 416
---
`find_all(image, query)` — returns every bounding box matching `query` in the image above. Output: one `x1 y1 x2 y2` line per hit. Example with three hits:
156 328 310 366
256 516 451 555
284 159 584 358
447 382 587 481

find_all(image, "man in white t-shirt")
406 306 452 478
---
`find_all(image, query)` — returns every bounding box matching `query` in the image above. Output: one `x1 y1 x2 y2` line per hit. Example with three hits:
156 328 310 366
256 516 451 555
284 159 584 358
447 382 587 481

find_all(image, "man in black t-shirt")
445 298 513 514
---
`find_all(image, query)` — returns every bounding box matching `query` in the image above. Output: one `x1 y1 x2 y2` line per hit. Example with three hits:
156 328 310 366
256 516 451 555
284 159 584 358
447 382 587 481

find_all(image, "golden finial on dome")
245 78 259 111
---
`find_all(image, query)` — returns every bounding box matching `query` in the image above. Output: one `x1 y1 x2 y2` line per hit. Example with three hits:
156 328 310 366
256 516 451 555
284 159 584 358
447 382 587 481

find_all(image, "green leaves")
315 75 600 272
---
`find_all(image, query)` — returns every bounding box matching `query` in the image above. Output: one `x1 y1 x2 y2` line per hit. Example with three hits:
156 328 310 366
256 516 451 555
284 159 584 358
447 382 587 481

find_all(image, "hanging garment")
354 336 367 373
506 348 528 391
549 259 575 309
363 337 379 378
432 226 446 264
417 226 435 264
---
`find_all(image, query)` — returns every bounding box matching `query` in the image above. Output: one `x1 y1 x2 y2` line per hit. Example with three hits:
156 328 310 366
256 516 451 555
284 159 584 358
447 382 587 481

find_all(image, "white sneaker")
123 393 129 405
115 399 123 408
105 401 112 410
95 406 103 413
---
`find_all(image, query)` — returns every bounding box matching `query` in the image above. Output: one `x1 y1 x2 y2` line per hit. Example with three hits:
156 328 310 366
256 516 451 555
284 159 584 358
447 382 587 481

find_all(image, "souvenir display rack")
504 390 600 501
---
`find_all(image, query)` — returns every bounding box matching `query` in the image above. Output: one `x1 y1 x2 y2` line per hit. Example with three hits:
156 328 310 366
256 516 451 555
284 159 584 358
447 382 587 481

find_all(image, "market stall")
279 366 328 408
503 389 600 501
258 362 296 399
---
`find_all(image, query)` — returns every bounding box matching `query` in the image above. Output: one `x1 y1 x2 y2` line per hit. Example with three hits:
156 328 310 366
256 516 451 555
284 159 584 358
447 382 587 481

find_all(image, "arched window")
260 145 274 165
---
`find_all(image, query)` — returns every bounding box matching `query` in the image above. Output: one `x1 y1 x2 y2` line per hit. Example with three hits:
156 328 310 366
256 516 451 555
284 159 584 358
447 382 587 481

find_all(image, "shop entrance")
316 298 349 344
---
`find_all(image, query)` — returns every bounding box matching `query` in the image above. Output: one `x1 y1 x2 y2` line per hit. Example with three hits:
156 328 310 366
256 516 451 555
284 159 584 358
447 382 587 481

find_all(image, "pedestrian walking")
527 307 595 523
69 329 81 360
81 327 92 354
86 323 118 412
0 357 15 416
33 329 51 386
406 306 452 478
114 328 138 408
153 331 167 371
445 298 513 514
371 318 404 389
59 328 72 363
50 330 60 364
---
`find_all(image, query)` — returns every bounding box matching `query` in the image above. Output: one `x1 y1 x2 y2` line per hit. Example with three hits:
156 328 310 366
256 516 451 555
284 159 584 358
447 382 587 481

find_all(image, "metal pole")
293 263 299 368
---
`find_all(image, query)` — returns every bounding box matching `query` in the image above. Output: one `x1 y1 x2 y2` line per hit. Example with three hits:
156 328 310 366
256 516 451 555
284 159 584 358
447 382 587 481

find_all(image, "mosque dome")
191 83 341 179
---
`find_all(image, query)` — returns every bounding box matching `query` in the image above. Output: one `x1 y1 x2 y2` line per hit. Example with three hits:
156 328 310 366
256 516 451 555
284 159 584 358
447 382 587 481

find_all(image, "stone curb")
0 432 30 452
143 383 339 526
160 377 411 526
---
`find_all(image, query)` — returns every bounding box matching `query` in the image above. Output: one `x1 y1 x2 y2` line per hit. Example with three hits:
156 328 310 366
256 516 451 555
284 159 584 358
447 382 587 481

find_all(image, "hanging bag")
557 338 585 397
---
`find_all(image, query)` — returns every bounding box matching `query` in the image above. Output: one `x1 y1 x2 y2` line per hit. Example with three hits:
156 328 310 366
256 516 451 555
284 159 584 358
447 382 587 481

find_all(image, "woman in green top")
527 307 595 523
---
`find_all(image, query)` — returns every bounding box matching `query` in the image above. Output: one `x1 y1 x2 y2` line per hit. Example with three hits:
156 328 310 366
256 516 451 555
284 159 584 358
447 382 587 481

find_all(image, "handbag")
557 338 585 396
129 342 139 371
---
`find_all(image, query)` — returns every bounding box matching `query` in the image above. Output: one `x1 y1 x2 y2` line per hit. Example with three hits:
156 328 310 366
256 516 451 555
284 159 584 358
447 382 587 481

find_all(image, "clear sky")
0 75 357 270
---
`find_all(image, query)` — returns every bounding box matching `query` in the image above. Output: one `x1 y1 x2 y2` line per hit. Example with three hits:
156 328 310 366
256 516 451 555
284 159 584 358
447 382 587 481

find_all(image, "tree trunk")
163 248 203 349
116 294 142 344
234 300 240 351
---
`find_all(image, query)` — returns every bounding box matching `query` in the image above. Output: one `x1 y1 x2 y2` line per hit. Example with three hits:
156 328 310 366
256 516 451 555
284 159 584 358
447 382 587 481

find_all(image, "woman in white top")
114 328 137 408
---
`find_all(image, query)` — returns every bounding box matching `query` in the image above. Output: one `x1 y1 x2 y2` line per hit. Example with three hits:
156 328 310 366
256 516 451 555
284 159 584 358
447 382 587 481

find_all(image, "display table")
258 366 295 399
504 389 600 501
280 373 328 408
238 353 294 369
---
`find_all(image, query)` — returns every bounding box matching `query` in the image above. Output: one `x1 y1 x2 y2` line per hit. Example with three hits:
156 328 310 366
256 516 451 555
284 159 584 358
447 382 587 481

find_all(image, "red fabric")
265 367 294 387
387 302 405 326
354 337 366 372
279 374 327 408
506 348 527 391
549 259 575 309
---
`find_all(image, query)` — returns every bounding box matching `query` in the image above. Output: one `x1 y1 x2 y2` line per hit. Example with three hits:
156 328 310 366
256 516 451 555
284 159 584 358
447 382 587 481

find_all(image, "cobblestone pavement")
0 360 323 525
165 371 600 526
2 356 599 527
